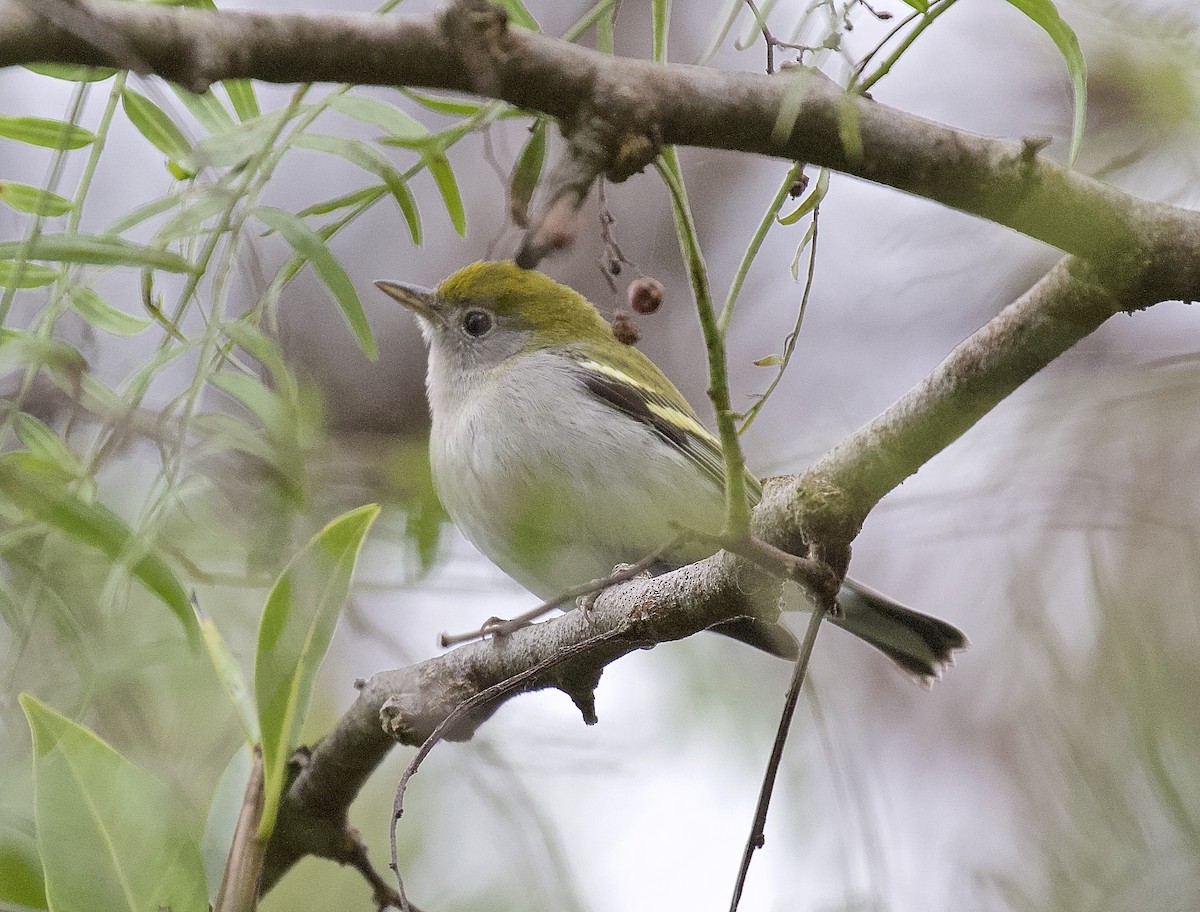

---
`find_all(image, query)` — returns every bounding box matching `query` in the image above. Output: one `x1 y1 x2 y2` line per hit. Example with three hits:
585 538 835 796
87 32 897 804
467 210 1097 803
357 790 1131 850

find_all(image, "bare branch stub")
516 79 662 268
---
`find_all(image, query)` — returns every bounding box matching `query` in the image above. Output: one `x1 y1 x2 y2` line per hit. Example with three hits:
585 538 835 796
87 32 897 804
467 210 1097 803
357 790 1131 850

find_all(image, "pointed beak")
374 280 441 325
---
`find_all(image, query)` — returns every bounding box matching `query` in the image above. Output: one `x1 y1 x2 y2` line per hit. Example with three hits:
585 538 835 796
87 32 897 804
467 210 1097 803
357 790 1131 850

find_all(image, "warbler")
377 260 965 678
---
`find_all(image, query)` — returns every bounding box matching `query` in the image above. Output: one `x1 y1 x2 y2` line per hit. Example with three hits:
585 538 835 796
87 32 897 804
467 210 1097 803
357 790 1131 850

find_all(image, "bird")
376 260 966 680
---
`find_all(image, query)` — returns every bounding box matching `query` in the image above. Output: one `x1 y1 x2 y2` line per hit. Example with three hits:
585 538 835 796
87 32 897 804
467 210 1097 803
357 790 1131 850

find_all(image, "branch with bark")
3 0 1196 896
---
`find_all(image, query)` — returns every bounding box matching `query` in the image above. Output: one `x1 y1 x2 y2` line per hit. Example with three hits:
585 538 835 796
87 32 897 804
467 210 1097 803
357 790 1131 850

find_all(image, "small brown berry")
628 277 664 315
611 311 640 345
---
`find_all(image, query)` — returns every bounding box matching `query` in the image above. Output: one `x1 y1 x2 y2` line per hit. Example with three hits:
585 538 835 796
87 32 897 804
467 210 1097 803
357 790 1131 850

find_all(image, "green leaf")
0 234 193 272
1004 0 1086 165
171 84 235 135
0 260 58 288
252 206 378 359
496 0 539 30
400 89 486 118
20 693 208 912
296 185 387 219
900 0 929 11
196 604 260 745
210 370 285 436
0 818 47 909
0 453 201 646
292 133 421 244
66 285 153 336
121 88 193 165
24 63 117 83
0 181 73 217
0 330 86 382
185 109 291 171
14 413 83 475
0 115 95 149
254 505 380 838
328 94 431 144
508 120 546 227
424 150 467 235
777 167 829 225
753 354 784 367
223 79 261 122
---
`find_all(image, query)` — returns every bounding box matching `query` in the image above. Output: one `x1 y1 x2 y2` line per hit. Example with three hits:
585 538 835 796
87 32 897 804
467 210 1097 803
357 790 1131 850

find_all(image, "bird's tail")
829 578 968 682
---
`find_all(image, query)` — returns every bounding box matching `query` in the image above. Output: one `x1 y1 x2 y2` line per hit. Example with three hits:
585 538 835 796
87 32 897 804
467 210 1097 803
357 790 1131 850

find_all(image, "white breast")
428 351 725 600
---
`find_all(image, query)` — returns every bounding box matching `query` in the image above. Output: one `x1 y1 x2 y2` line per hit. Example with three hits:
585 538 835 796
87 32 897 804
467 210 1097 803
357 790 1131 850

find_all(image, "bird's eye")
462 309 493 338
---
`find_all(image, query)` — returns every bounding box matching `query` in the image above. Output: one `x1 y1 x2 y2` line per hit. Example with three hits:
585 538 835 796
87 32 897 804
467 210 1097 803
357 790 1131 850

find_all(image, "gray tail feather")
830 578 968 681
710 579 967 681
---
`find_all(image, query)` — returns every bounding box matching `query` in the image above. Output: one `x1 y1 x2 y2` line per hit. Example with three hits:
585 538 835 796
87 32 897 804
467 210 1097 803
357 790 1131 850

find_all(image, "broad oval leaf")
252 206 377 359
254 504 380 838
0 181 73 217
20 694 209 912
0 234 193 273
0 453 201 645
0 818 47 909
0 115 95 149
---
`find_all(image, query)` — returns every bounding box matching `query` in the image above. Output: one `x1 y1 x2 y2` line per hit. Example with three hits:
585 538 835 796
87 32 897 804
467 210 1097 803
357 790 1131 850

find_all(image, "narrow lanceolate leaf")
20 694 209 912
13 414 83 476
291 133 421 244
0 453 201 646
196 603 260 745
900 0 929 11
66 286 152 336
508 120 546 227
328 94 431 145
171 84 235 135
296 185 386 219
254 505 380 838
223 79 261 122
1004 0 1086 165
0 182 73 217
252 207 378 359
0 234 193 273
777 167 829 225
24 63 117 83
424 150 466 235
0 261 57 288
121 88 193 164
0 115 95 149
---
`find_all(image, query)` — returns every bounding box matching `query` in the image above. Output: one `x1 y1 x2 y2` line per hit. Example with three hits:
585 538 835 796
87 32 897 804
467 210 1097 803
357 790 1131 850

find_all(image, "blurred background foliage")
1 0 1198 910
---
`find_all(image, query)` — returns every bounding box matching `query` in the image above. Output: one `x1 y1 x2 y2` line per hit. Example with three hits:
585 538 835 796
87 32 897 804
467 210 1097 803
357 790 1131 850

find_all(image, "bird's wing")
566 349 763 503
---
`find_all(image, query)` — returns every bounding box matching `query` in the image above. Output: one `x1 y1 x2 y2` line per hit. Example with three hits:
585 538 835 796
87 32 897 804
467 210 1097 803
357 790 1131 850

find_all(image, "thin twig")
728 603 828 912
343 831 416 912
390 626 629 912
438 541 674 646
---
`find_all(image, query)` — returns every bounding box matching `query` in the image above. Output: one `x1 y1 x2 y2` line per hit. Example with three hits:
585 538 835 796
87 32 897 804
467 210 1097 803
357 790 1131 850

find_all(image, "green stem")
718 162 803 336
655 148 751 536
853 0 961 94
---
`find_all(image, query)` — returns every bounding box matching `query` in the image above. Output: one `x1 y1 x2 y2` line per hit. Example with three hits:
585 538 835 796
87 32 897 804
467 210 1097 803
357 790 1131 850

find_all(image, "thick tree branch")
5 0 1195 894
4 0 1200 292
